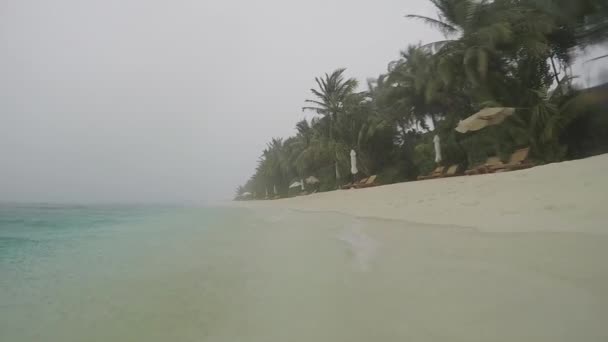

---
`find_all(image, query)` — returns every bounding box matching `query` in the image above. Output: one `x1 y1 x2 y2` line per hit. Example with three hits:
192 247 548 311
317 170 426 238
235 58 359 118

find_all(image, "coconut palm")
406 0 511 83
406 0 561 89
386 45 445 127
531 0 608 46
303 69 359 122
236 0 608 197
303 69 358 183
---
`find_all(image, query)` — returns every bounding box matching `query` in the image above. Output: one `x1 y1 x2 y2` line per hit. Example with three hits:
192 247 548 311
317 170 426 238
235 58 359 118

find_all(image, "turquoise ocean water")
0 204 249 341
1 204 607 341
0 204 370 342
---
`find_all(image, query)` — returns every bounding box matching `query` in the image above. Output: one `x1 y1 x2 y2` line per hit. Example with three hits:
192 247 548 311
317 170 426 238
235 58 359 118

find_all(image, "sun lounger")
465 156 502 175
342 177 368 190
355 175 378 189
418 166 445 180
442 165 460 177
489 147 534 172
340 182 353 189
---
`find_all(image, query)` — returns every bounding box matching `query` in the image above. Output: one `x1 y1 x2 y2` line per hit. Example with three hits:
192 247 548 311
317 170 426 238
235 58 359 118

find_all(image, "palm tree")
406 0 489 79
406 0 549 87
234 185 246 200
294 119 313 148
233 0 608 197
256 138 287 197
303 68 358 184
386 46 443 127
531 0 608 46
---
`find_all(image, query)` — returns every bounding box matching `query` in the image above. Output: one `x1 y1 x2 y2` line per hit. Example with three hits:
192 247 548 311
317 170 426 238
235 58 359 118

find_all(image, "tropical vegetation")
236 0 608 200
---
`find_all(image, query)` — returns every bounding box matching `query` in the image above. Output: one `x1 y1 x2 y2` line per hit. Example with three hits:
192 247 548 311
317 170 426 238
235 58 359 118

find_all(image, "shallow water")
1 204 607 341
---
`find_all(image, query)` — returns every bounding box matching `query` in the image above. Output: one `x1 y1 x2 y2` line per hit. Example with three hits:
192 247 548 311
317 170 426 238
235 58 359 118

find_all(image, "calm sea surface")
1 204 607 341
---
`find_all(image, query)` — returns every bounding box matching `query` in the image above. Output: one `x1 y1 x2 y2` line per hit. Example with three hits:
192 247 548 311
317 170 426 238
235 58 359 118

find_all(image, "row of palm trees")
236 0 608 200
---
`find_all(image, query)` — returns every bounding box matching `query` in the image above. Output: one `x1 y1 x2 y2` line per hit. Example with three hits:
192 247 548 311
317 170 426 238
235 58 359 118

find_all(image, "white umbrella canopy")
305 176 320 184
350 149 358 175
455 107 515 133
433 135 442 163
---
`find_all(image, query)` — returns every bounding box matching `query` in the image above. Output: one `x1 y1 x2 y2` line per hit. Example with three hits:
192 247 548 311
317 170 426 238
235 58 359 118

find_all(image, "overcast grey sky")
1 0 445 203
0 0 604 203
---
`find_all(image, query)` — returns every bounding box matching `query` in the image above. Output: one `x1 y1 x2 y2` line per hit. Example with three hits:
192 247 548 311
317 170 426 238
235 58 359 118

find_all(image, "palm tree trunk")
550 56 561 87
329 115 340 185
335 158 340 181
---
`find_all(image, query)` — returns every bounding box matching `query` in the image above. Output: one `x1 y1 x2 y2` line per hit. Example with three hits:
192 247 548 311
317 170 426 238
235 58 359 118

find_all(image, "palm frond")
405 14 459 36
586 54 608 63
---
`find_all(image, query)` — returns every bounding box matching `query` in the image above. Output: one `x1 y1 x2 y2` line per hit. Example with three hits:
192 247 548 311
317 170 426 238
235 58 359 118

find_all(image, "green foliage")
413 141 436 176
236 0 608 198
378 163 408 185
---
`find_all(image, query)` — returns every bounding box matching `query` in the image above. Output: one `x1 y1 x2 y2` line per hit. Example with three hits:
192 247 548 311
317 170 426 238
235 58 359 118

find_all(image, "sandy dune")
237 154 608 234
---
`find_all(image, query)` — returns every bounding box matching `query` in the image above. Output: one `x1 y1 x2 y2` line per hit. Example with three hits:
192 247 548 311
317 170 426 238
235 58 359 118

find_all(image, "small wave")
337 220 378 272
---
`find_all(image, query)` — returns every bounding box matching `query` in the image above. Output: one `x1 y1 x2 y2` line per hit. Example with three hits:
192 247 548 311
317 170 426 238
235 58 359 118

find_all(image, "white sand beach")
227 155 608 341
237 154 608 234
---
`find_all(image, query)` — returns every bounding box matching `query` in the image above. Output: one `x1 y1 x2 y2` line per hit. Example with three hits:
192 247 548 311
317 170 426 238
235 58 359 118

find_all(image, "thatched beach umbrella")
305 176 320 185
455 107 515 133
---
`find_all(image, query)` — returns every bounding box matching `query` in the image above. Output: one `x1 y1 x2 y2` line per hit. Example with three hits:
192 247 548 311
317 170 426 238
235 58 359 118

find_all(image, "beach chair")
418 166 445 180
441 164 460 177
341 177 368 190
489 147 534 172
465 156 502 175
340 182 352 189
355 175 378 189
